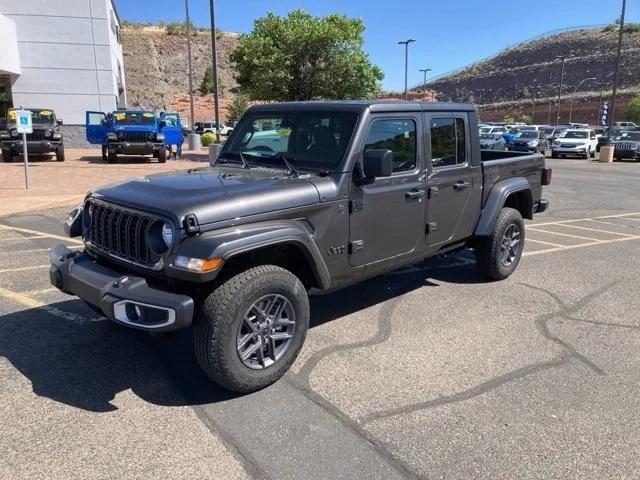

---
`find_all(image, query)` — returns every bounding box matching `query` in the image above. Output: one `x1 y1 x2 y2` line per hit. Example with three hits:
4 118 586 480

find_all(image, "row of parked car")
478 121 640 161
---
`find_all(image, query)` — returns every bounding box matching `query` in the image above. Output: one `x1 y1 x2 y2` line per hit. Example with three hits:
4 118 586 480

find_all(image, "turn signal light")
173 255 224 272
542 167 552 186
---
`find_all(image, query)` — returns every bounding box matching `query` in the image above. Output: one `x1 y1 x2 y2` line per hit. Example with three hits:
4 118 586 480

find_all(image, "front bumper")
2 140 62 154
508 145 539 152
108 141 164 156
552 146 587 155
613 149 639 159
49 244 194 332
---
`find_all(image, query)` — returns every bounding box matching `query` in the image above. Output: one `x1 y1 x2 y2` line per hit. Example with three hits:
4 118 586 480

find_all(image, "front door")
86 111 108 145
160 112 182 146
349 115 426 267
425 113 475 247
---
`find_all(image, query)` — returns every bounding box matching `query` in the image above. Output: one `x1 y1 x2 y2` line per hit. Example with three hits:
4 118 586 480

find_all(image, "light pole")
209 0 221 143
609 0 627 128
398 39 416 100
419 68 431 94
531 86 538 123
596 82 606 126
556 56 567 125
569 77 597 123
184 0 197 150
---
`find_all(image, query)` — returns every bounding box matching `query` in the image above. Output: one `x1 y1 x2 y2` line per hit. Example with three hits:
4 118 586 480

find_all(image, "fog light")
173 255 223 272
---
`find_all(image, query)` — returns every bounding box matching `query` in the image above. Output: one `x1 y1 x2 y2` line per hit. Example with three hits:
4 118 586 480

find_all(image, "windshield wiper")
214 151 252 169
269 154 302 177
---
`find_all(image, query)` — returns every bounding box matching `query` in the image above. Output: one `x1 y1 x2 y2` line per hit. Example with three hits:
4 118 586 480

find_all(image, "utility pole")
185 0 195 127
556 56 566 125
209 0 221 143
597 82 605 125
398 39 415 100
419 68 431 94
609 0 627 127
531 87 537 123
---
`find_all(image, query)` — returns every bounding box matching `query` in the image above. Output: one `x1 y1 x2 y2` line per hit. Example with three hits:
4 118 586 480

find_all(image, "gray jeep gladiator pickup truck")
1 108 65 162
50 101 551 392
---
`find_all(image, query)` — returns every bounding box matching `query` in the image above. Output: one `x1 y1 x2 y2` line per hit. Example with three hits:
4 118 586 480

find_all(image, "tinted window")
431 117 466 168
364 119 417 173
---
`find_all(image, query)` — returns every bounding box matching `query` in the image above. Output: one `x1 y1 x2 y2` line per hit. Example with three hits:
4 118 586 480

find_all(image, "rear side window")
431 117 467 168
364 119 417 173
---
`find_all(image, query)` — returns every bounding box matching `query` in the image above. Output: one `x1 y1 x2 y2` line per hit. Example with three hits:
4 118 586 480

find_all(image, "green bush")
201 132 216 147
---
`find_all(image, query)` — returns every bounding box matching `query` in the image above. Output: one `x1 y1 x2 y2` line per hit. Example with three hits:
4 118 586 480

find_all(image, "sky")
116 0 640 91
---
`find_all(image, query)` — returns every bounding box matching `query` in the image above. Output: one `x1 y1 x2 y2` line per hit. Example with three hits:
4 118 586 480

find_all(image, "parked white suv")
551 129 598 159
614 121 638 128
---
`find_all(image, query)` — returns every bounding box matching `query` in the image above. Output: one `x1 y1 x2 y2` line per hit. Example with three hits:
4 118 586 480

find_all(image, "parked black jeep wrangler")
1 108 65 162
51 101 551 392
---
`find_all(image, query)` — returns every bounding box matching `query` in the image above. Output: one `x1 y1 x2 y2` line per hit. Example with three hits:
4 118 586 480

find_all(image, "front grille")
614 143 636 151
86 199 160 268
119 131 152 143
26 129 47 141
560 143 576 148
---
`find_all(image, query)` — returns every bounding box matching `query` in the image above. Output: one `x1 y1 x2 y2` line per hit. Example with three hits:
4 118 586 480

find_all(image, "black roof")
249 100 476 113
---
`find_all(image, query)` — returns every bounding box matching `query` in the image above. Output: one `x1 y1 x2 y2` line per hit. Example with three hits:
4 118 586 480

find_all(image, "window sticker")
143 112 154 118
114 112 126 121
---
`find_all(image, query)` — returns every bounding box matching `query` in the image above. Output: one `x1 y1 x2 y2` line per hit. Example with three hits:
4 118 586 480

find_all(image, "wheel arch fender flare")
475 177 533 237
173 219 331 289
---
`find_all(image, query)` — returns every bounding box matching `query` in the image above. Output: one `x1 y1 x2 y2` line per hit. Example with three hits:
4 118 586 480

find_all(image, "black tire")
590 148 596 159
551 151 558 159
158 147 167 163
0 149 8 162
107 150 117 164
475 207 525 281
101 145 108 162
56 145 65 162
194 265 309 393
583 148 590 160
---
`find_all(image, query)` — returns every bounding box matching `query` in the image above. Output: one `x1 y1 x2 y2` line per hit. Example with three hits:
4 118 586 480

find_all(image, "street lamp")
531 86 540 123
609 0 627 128
209 0 221 143
569 77 597 123
419 68 431 94
398 39 416 100
555 56 567 125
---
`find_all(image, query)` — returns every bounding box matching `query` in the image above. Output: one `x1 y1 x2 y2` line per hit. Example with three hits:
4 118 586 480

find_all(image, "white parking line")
523 236 640 257
532 212 640 227
0 264 49 274
552 223 638 237
526 228 598 242
0 224 83 245
585 219 640 229
526 238 564 247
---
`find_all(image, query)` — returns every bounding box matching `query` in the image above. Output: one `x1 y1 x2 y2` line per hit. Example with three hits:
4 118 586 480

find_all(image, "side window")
364 119 417 173
88 112 105 126
431 117 467 168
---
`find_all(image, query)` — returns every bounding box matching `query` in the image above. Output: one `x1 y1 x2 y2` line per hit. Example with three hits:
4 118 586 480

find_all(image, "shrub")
201 132 216 146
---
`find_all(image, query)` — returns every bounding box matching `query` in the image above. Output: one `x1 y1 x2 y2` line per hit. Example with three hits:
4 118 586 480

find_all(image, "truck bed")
480 150 546 207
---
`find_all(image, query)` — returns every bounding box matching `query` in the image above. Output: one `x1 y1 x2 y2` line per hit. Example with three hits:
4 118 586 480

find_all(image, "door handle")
453 181 471 191
405 189 425 199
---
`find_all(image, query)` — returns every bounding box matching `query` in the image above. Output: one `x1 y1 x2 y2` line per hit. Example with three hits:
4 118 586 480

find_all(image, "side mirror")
57 119 63 126
363 149 393 178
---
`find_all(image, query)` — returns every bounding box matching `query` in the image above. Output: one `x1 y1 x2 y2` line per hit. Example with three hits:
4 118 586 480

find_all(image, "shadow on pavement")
0 255 484 412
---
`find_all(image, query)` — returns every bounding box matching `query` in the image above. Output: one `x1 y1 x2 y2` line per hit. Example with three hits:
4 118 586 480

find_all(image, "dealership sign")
601 101 609 126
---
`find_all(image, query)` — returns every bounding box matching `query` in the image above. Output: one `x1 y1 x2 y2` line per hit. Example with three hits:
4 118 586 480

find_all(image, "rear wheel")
194 265 309 393
475 207 525 281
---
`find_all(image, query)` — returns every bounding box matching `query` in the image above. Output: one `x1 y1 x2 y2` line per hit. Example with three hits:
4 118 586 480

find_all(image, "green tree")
519 114 532 124
230 9 384 101
226 94 249 125
626 96 640 124
199 66 225 95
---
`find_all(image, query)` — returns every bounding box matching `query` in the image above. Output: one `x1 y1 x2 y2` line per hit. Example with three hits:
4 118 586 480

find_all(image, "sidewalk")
0 149 209 216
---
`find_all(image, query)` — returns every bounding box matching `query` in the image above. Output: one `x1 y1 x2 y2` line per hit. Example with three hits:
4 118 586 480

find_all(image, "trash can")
599 145 614 163
187 133 201 151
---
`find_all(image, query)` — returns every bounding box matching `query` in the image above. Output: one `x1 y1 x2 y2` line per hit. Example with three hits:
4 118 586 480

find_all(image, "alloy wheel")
499 223 521 267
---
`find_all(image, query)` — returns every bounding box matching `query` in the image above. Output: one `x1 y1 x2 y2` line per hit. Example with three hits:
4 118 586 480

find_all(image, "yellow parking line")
523 235 640 257
552 223 639 238
526 238 564 247
526 228 598 242
532 212 640 227
0 286 104 323
0 264 49 274
0 224 83 245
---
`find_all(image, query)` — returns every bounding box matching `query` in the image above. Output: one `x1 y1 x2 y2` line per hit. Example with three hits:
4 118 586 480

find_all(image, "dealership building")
0 0 126 144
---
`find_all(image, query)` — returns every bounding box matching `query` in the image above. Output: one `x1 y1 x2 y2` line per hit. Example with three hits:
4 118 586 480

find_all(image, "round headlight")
117 131 124 140
162 222 174 247
44 129 52 138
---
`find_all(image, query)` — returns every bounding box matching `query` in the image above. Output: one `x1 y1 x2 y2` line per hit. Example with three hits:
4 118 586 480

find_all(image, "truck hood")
112 125 157 133
90 166 321 227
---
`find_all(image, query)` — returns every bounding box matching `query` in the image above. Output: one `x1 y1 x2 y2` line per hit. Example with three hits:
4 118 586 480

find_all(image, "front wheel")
194 265 309 393
158 147 167 163
107 150 117 164
475 207 525 281
101 145 108 162
56 145 65 162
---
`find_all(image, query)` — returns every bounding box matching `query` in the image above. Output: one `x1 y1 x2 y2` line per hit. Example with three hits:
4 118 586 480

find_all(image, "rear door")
86 111 107 145
425 113 476 247
348 114 426 267
160 112 182 145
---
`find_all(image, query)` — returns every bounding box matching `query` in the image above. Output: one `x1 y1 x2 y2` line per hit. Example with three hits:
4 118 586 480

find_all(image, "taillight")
542 167 552 185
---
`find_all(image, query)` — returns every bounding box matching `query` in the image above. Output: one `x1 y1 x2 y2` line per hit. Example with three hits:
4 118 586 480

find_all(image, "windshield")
8 108 55 125
541 128 553 135
113 111 156 126
613 131 640 141
479 133 500 140
560 130 588 139
519 131 537 139
161 114 179 126
221 110 359 171
479 127 493 133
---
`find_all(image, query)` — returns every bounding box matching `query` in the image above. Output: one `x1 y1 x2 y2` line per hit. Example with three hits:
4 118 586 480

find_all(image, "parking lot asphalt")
0 157 639 479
